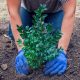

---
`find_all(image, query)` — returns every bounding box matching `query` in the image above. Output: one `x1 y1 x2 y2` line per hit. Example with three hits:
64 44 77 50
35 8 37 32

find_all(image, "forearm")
10 14 23 51
58 14 75 52
7 0 22 51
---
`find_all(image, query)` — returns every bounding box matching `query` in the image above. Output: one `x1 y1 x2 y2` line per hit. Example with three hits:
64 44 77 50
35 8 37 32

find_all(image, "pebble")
0 75 4 80
0 64 8 71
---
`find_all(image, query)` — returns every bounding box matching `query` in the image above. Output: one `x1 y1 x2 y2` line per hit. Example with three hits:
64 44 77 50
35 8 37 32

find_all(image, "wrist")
63 50 67 55
18 49 23 53
59 50 67 58
58 45 67 55
16 44 23 52
15 38 24 52
17 46 23 52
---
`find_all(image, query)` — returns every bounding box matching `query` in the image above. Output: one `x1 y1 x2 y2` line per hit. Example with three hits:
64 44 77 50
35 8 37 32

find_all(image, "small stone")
0 75 4 80
1 64 8 71
3 34 10 38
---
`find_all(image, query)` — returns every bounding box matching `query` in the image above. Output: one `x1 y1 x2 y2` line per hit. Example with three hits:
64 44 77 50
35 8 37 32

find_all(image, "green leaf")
17 25 23 33
46 23 53 33
17 39 22 46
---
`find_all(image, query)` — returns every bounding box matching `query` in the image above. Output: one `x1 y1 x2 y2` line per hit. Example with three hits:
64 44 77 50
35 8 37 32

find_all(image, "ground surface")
0 18 80 80
0 0 80 80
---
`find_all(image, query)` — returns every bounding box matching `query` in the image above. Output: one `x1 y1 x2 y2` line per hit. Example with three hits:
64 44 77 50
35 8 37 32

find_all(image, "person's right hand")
15 50 29 75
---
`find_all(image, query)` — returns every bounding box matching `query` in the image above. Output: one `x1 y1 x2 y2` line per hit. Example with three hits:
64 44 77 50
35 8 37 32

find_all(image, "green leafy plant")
17 4 62 69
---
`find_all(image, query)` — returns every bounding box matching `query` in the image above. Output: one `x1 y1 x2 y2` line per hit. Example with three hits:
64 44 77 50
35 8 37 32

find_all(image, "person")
7 0 76 76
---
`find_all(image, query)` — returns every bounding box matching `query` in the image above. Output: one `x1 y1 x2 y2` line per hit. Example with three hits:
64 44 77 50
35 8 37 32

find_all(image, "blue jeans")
7 7 64 40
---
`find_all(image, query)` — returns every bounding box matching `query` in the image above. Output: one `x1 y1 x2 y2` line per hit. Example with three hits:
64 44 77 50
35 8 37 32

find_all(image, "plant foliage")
17 4 62 69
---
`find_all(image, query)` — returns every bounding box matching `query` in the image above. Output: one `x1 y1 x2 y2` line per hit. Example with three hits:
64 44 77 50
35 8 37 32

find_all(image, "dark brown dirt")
0 18 80 80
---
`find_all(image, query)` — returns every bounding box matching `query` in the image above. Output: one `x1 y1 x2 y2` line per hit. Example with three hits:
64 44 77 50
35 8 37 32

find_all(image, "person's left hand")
43 50 67 76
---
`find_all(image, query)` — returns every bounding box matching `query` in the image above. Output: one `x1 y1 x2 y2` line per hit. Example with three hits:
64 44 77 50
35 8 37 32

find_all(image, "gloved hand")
44 50 67 76
15 50 29 75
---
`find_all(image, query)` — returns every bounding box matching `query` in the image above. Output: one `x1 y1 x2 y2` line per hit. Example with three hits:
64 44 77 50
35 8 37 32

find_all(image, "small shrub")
17 4 62 69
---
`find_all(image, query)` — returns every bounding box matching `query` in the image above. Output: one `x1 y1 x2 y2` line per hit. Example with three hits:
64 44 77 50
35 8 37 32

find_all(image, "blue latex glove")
15 50 29 75
44 50 67 75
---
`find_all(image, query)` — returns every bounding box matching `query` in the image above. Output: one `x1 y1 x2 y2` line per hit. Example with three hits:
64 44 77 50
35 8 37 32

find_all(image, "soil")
0 18 80 80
